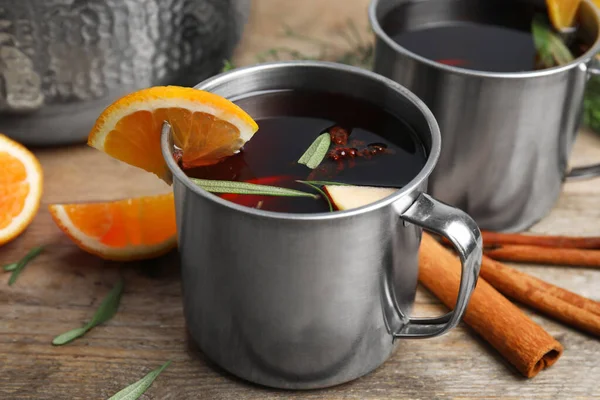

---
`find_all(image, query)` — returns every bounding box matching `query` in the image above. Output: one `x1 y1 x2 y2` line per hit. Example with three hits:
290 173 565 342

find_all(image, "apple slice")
324 185 396 211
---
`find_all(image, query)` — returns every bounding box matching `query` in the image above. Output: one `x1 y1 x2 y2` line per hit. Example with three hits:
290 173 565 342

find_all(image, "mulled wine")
380 1 588 72
389 22 539 72
183 90 427 213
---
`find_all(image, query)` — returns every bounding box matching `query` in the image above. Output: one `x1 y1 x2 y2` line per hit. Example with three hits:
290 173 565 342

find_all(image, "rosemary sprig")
6 246 45 286
52 279 124 346
191 179 318 199
297 133 331 169
296 181 333 212
300 180 352 187
108 360 171 400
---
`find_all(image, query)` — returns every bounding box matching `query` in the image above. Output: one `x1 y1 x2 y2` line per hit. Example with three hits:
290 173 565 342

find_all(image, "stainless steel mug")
0 0 250 146
160 61 482 389
370 0 600 232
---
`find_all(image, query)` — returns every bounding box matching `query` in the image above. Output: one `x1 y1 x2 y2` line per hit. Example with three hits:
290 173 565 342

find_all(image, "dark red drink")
381 1 587 73
182 90 427 213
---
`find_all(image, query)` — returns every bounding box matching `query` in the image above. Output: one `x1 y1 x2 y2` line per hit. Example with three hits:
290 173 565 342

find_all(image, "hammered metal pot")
0 0 250 146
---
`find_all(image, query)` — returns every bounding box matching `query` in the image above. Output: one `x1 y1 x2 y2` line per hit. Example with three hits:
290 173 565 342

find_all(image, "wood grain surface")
2 1 600 399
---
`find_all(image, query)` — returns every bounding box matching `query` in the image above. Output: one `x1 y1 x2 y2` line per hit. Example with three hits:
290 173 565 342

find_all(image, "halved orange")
88 86 258 182
49 193 176 261
546 0 582 31
0 134 43 246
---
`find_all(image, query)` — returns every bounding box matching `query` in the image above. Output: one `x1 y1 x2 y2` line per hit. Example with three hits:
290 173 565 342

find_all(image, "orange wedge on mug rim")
88 86 258 182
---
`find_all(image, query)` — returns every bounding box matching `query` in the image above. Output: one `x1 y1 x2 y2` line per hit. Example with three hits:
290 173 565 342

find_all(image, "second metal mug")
370 0 600 232
161 61 482 389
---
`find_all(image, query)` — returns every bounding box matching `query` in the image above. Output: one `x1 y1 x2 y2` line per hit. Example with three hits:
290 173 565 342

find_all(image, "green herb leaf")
548 33 575 65
296 181 333 212
297 133 331 169
51 327 89 346
299 180 353 187
107 360 171 400
3 263 18 272
7 246 44 286
88 279 125 327
52 279 124 346
532 16 574 68
191 179 318 199
222 60 235 72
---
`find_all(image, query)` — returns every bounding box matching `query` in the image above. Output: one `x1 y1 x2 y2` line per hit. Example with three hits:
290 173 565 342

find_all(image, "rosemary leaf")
108 360 171 400
298 133 331 169
52 327 89 346
52 279 124 346
532 17 554 66
296 181 333 212
548 32 575 65
191 179 318 199
7 246 44 286
3 263 18 272
299 180 352 187
532 16 574 68
88 279 125 326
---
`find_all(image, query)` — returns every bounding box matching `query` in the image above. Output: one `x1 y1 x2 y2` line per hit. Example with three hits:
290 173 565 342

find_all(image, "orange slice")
88 86 258 182
546 0 582 31
325 185 395 210
49 193 176 261
0 134 43 246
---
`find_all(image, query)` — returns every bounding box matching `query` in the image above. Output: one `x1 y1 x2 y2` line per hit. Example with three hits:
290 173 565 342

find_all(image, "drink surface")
380 3 587 73
388 22 538 72
184 90 427 213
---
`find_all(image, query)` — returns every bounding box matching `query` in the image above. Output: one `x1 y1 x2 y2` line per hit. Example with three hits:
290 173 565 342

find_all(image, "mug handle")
566 62 600 180
393 192 482 339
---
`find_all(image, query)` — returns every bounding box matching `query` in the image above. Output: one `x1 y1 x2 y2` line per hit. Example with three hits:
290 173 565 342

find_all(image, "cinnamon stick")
484 245 600 268
418 234 563 378
481 231 600 249
479 255 600 337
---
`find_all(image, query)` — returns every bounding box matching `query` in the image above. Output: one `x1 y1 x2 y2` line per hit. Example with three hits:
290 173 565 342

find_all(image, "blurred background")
0 0 377 146
233 0 372 67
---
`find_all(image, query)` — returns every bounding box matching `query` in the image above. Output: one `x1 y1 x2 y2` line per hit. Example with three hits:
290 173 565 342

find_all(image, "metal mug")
370 0 600 232
160 61 482 389
0 0 250 146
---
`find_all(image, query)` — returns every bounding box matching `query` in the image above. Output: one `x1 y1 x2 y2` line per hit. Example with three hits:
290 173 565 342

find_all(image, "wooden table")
2 1 600 398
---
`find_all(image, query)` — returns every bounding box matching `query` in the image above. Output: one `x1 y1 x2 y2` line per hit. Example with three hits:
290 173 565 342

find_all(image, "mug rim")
161 60 441 221
368 0 600 79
